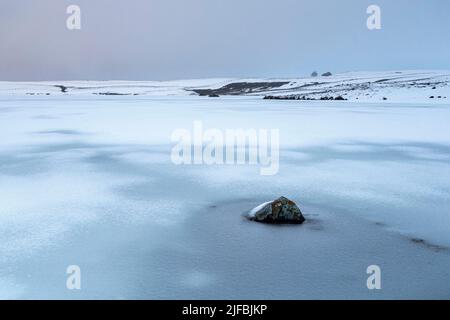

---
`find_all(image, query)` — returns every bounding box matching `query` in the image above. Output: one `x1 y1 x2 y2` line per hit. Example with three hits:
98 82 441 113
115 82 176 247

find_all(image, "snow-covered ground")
1 73 450 299
1 70 449 103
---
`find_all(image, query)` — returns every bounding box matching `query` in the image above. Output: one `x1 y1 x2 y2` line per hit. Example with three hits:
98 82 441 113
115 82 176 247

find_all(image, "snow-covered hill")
0 70 449 103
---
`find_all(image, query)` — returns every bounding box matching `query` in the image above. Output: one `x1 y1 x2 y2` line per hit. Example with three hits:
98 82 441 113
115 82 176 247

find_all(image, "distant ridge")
1 70 449 103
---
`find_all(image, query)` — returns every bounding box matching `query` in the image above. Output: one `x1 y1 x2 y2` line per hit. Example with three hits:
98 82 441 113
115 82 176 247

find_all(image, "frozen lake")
0 96 450 299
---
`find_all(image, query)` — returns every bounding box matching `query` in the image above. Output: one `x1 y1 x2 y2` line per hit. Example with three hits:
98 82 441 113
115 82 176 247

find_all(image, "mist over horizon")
1 0 449 81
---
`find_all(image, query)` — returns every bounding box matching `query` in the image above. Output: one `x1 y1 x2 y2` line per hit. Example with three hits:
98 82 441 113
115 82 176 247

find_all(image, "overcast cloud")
1 0 449 80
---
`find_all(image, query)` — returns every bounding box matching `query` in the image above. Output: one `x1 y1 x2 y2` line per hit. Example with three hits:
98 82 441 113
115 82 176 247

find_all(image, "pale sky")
1 0 449 80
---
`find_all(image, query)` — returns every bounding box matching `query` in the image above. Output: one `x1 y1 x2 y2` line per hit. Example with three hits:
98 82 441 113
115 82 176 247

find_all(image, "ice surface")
0 82 450 299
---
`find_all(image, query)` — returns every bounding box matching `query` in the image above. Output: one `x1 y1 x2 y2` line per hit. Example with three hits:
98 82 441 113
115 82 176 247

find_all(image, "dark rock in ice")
321 72 332 77
246 196 305 224
208 94 220 97
335 95 346 100
311 71 318 77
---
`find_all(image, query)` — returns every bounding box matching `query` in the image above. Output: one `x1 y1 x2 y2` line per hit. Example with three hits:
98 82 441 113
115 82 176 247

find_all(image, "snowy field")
1 88 450 298
1 70 449 103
